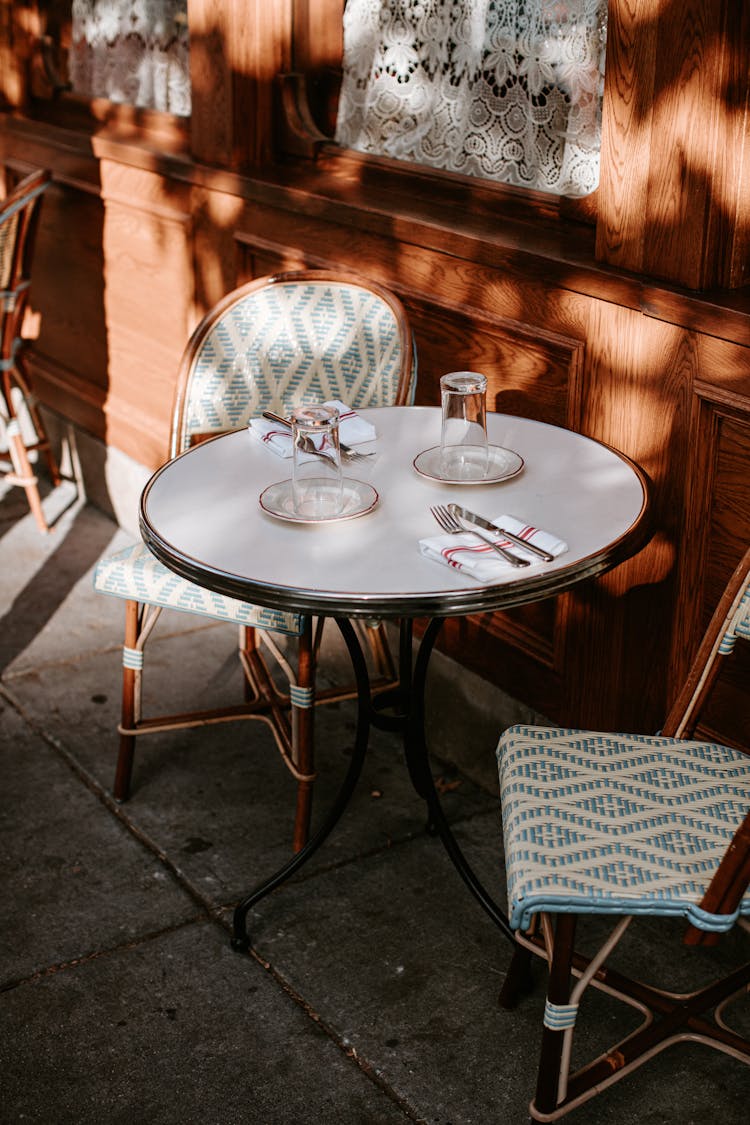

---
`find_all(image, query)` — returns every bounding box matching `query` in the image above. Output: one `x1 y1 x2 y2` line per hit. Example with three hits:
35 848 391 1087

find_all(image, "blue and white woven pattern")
179 281 408 451
498 725 750 932
720 587 750 653
93 543 303 635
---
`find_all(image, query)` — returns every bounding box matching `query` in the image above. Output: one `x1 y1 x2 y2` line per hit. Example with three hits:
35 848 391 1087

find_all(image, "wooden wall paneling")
699 411 750 751
597 0 659 279
293 0 343 73
188 0 235 166
701 0 750 290
404 293 584 427
30 179 108 406
189 184 245 318
643 0 723 287
676 387 750 752
234 229 323 283
97 161 194 467
440 609 566 724
666 323 750 754
291 0 344 135
540 303 694 732
188 0 292 168
0 0 34 108
599 0 750 289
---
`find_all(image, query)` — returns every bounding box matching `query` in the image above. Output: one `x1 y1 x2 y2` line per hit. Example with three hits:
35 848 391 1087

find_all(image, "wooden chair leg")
5 420 49 532
533 914 578 1117
292 618 316 852
114 600 140 802
14 353 61 486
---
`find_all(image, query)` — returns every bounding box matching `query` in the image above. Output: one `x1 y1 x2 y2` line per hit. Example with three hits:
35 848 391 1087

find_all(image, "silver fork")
430 504 530 568
262 410 375 462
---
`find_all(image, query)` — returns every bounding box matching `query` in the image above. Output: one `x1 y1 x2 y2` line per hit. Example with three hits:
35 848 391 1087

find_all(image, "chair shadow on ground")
0 483 112 676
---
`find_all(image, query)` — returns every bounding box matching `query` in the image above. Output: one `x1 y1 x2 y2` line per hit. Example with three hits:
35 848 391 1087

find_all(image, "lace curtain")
69 1 191 115
335 0 608 197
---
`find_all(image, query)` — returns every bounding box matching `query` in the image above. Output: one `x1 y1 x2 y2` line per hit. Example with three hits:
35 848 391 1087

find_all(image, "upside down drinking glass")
291 404 344 517
440 371 489 481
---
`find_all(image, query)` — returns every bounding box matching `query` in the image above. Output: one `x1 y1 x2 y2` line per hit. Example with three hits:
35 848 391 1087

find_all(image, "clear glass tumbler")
291 404 343 518
439 371 489 481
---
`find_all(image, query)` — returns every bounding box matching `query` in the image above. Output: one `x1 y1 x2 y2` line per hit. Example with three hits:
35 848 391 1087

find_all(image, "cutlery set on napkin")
249 403 566 577
420 507 568 579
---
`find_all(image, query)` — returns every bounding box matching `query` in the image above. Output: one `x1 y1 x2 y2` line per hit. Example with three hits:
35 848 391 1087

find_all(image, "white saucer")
259 478 379 523
413 444 524 485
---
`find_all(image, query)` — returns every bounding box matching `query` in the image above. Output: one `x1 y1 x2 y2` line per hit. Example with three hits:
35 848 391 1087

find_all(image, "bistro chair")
497 546 750 1120
1 168 61 532
94 268 416 851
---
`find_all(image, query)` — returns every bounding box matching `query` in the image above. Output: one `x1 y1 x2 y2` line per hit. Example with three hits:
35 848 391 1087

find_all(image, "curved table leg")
403 617 515 944
231 616 371 951
232 612 514 951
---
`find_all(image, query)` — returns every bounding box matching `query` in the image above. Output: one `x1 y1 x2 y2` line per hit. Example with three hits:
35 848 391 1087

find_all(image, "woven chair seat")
93 543 303 635
497 551 750 1120
92 269 414 851
499 725 750 933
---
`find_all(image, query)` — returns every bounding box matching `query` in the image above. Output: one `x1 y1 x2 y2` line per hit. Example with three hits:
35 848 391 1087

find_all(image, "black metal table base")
231 616 513 951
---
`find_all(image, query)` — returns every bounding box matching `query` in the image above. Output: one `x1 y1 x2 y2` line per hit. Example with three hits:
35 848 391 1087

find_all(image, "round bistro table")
140 406 651 948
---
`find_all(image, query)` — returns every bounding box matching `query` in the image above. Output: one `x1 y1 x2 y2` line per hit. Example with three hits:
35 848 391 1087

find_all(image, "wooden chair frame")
499 548 750 1120
106 268 415 852
0 168 61 531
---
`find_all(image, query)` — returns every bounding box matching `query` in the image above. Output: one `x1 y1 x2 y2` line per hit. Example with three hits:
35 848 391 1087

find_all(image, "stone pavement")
1 478 748 1124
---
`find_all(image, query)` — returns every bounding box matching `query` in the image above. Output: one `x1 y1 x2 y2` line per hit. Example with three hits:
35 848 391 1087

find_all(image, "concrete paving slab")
0 698 198 982
244 816 750 1125
7 628 500 912
0 476 80 544
0 921 414 1125
0 501 125 675
3 498 750 1124
1 516 218 681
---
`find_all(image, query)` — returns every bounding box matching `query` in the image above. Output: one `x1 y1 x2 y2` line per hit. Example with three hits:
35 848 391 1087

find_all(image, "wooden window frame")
279 0 599 228
1 1 190 154
280 0 750 292
2 0 747 291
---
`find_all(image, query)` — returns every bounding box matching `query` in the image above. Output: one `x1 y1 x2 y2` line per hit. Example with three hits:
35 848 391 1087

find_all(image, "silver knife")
447 504 555 562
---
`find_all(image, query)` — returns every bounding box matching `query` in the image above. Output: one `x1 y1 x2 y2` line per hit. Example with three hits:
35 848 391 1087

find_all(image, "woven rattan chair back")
93 269 415 853
170 269 416 458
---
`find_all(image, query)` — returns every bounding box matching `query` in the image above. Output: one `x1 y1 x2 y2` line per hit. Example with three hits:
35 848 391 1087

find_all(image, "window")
68 0 190 115
334 0 608 198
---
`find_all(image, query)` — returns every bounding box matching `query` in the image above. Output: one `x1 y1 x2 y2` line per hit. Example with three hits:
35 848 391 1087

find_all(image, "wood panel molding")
29 346 172 469
673 391 750 751
598 0 750 290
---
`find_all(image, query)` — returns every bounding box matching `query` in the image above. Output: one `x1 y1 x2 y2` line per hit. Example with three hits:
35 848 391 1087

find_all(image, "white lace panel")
335 0 608 197
69 1 191 115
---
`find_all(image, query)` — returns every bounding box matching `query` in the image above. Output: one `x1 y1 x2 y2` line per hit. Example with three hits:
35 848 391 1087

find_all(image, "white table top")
140 406 649 618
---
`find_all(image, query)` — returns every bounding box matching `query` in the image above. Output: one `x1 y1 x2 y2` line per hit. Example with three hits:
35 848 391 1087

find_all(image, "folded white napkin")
420 514 568 581
248 400 377 459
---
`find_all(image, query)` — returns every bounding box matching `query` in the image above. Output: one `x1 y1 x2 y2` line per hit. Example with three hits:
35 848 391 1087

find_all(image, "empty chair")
94 268 415 851
497 547 750 1119
1 169 61 531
